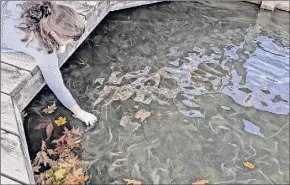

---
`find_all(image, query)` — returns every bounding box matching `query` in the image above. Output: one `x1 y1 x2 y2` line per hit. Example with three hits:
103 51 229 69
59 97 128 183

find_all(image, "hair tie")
40 4 51 18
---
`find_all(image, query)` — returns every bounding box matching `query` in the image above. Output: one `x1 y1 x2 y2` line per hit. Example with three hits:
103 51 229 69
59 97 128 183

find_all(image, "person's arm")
35 53 81 113
34 53 97 126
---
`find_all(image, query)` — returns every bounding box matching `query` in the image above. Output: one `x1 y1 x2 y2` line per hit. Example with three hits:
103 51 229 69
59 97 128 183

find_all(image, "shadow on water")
24 1 289 184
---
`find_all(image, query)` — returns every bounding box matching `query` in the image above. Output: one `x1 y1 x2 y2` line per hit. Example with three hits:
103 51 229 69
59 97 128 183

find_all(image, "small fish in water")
180 110 203 118
242 119 265 138
182 99 200 108
221 106 231 111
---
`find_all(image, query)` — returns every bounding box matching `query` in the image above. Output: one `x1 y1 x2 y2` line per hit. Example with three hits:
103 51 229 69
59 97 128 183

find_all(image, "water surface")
25 1 289 184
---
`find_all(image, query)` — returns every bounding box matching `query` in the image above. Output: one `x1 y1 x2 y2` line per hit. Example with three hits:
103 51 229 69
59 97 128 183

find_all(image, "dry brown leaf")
243 161 255 169
134 109 151 121
54 168 67 180
32 165 41 172
192 179 209 185
70 127 81 136
42 103 57 114
64 174 88 185
124 179 142 185
47 149 56 156
46 123 54 141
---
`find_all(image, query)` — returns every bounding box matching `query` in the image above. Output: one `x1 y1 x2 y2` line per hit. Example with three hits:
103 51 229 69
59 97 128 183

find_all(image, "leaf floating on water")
192 179 209 185
179 110 203 118
45 123 54 141
32 165 41 173
55 116 67 126
168 58 180 67
239 87 252 93
242 119 264 138
42 103 57 114
134 109 151 122
108 71 124 85
70 127 81 136
54 168 67 180
123 179 142 185
243 161 255 169
119 115 141 132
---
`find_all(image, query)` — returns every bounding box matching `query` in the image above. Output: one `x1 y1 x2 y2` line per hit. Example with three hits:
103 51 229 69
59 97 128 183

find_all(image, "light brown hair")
16 1 85 54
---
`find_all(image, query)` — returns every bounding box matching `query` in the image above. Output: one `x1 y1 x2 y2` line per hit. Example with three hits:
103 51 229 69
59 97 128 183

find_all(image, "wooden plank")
13 71 45 112
276 1 290 11
246 0 262 5
1 175 21 184
1 52 38 75
1 93 19 136
0 63 32 97
1 130 30 184
260 1 277 11
110 1 162 11
13 100 35 184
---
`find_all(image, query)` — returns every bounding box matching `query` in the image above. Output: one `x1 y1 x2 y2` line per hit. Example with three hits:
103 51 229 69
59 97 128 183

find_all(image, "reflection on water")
25 1 289 184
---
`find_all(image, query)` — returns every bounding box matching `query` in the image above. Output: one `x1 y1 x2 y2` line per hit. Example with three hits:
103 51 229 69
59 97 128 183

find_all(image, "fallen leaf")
32 150 51 167
73 167 84 177
46 123 54 141
55 116 67 126
54 168 67 180
64 174 88 184
32 165 41 172
42 103 57 114
124 179 142 185
243 161 255 169
192 179 209 185
134 109 151 121
34 122 49 130
41 151 50 166
70 127 81 136
47 149 55 156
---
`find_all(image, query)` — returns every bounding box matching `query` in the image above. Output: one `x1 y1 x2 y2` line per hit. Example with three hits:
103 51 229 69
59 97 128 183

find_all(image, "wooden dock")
1 1 289 184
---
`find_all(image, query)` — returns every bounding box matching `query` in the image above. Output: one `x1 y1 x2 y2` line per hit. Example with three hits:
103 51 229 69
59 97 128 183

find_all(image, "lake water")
24 1 289 184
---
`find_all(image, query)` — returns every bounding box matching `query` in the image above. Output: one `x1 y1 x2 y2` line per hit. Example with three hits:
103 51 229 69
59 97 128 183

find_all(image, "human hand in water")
73 109 97 126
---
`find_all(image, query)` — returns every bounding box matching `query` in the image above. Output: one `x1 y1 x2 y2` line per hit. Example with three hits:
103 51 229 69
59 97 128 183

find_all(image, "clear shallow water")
25 1 289 184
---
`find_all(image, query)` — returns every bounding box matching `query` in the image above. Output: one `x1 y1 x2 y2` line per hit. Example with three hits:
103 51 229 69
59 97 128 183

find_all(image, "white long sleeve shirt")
1 1 77 109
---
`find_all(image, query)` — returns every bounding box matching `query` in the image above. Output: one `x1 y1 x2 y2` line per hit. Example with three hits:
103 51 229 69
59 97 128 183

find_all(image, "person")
1 1 97 126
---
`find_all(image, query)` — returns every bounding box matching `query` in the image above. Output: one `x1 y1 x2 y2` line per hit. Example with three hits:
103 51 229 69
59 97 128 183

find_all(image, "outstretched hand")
73 109 98 126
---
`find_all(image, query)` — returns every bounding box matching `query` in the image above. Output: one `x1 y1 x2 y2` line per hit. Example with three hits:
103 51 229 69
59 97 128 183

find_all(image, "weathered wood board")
1 93 19 136
276 1 290 11
1 63 32 97
1 130 30 184
13 71 45 113
1 175 21 184
1 52 38 75
261 1 277 11
110 1 162 11
247 0 290 11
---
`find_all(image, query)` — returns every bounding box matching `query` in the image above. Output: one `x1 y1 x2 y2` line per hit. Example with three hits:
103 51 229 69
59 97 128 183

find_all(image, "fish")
179 110 203 118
